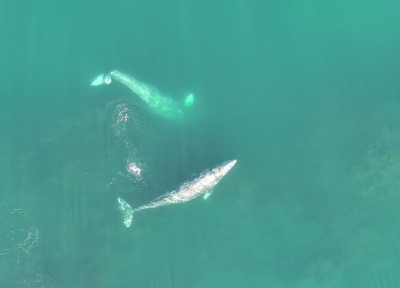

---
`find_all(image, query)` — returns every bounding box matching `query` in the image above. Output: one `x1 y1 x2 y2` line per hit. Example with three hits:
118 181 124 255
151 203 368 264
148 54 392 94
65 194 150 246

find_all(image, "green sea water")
1 1 400 287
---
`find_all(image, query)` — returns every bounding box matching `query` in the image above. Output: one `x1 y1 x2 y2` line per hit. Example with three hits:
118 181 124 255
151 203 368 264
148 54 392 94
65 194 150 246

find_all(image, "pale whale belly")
91 70 194 122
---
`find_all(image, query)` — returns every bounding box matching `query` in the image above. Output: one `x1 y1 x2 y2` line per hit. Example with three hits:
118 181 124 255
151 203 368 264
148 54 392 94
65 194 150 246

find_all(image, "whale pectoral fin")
203 189 214 199
184 93 195 107
91 73 112 86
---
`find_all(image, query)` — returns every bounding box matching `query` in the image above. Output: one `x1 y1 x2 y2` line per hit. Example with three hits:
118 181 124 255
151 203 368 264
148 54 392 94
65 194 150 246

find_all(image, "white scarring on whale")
118 159 237 227
91 70 194 122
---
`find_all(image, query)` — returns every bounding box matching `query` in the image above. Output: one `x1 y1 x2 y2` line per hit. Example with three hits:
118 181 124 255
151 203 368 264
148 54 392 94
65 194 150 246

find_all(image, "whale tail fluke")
118 198 134 227
91 73 112 86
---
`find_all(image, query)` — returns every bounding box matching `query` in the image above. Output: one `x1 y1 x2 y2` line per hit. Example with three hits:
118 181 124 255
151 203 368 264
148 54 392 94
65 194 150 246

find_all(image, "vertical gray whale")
91 70 194 123
118 159 237 227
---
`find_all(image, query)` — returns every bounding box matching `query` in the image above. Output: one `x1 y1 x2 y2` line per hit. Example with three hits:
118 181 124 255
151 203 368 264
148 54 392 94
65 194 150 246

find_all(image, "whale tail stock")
118 198 134 227
91 73 112 86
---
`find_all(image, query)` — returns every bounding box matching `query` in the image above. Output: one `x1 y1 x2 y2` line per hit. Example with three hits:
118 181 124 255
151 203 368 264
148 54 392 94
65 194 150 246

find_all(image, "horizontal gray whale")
118 160 237 227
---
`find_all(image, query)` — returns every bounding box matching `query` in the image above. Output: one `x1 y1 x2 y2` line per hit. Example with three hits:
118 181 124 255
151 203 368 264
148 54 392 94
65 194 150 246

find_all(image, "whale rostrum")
118 160 237 227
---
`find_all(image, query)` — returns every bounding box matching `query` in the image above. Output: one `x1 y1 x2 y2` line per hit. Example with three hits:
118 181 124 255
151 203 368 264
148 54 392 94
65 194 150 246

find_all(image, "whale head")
212 160 237 180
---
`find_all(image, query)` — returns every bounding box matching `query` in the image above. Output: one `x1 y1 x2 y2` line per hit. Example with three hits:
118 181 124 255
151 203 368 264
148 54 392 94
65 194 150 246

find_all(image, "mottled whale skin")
91 70 194 122
118 159 237 227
